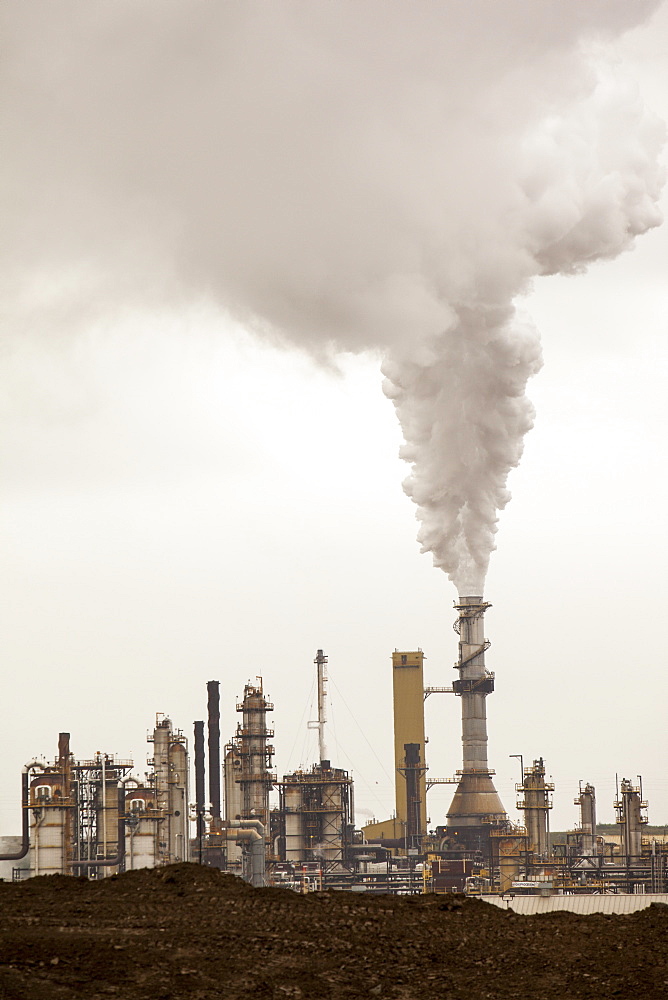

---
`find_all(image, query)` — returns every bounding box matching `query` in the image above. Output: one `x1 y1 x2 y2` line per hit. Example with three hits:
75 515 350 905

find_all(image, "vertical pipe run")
207 680 221 824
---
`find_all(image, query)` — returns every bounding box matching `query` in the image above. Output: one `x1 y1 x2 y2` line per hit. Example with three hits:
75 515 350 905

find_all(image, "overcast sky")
2 2 667 837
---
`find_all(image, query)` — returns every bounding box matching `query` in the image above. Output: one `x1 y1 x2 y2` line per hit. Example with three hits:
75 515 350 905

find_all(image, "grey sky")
1 2 667 833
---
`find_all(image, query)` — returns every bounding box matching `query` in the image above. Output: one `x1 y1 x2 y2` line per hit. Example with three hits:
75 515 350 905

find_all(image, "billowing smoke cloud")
2 1 664 595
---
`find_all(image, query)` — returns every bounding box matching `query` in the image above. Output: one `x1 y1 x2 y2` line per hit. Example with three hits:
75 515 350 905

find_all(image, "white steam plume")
2 1 664 595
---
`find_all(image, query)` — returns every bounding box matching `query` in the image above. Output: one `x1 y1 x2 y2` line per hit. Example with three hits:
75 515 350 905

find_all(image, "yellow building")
392 650 427 839
362 650 427 852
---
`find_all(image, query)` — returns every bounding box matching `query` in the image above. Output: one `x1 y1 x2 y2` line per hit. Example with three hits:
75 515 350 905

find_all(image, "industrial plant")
1 602 666 899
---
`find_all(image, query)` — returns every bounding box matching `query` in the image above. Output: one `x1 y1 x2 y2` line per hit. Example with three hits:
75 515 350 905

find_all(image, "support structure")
446 597 506 851
278 763 353 867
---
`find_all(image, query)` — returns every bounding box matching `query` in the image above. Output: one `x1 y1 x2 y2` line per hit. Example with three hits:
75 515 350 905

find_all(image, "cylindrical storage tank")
496 836 523 894
618 780 645 866
95 772 120 877
284 781 304 862
125 789 159 869
29 780 67 876
578 784 597 854
169 740 189 862
152 720 171 815
224 745 243 865
151 716 177 865
0 838 30 881
524 770 549 857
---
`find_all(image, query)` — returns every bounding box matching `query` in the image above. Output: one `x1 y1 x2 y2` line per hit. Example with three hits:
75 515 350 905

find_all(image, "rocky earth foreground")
0 862 666 999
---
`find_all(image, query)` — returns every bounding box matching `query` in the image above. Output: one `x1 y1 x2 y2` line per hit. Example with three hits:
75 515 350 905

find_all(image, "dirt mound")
0 863 666 999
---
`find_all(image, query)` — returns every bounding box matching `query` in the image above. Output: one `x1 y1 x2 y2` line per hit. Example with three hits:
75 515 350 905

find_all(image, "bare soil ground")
0 862 666 999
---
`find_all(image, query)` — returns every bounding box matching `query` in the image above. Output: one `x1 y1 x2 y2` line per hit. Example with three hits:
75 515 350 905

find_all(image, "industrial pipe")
363 838 407 850
0 760 46 862
75 776 132 872
225 819 265 887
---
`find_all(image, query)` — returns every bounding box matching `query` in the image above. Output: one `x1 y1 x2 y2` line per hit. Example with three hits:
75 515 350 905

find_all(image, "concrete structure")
446 597 507 850
392 650 427 842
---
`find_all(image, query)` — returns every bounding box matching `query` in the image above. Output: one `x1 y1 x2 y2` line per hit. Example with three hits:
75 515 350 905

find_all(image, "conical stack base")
446 772 507 851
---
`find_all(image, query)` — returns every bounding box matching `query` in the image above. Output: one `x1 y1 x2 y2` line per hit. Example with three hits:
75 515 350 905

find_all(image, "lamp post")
510 754 524 787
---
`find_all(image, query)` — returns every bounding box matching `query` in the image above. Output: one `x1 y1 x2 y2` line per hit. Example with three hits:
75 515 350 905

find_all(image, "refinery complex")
1 596 666 899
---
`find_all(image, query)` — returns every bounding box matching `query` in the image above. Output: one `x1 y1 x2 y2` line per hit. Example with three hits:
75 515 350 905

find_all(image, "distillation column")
236 679 275 837
615 778 648 866
575 782 597 854
146 716 190 865
516 757 553 858
446 597 506 849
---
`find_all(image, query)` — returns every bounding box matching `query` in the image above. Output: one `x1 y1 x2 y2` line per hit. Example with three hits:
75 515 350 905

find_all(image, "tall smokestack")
194 721 206 814
402 743 425 853
194 720 206 863
58 732 70 762
207 681 221 826
446 597 506 849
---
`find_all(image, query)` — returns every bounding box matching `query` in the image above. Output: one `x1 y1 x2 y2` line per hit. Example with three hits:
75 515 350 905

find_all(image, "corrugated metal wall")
481 893 668 915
